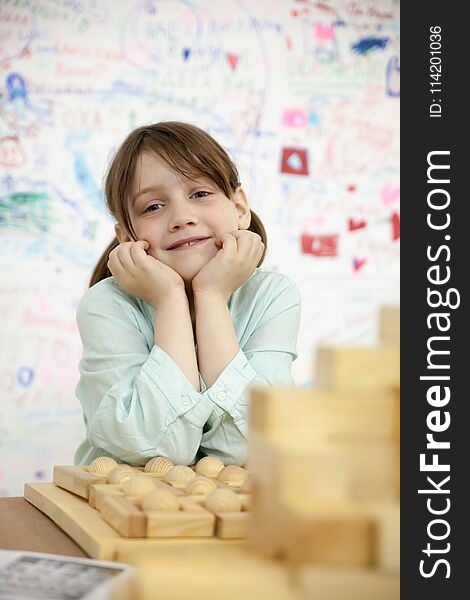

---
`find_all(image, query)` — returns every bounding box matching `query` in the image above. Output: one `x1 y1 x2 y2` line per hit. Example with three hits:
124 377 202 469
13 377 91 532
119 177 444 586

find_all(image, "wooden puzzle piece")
379 305 400 345
53 466 108 499
315 344 399 393
250 386 399 444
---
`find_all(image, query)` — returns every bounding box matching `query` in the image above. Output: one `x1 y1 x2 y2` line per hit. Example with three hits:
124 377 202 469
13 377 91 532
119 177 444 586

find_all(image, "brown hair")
90 121 267 287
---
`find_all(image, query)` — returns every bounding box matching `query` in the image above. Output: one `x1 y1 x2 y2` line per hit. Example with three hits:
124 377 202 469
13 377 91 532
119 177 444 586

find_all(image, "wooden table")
0 497 87 557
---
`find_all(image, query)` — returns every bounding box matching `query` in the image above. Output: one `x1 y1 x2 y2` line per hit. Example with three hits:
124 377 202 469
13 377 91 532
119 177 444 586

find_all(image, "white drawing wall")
0 0 400 496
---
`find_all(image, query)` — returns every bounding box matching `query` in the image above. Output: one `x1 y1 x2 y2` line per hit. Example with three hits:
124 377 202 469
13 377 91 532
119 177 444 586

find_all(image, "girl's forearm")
194 291 240 388
153 292 200 391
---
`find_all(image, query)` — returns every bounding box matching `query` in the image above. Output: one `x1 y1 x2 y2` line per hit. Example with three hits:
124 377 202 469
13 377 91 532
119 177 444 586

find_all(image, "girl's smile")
166 236 212 251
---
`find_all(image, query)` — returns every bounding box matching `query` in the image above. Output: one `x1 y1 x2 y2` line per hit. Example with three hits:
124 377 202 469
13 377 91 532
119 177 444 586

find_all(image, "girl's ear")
233 187 251 230
114 223 131 243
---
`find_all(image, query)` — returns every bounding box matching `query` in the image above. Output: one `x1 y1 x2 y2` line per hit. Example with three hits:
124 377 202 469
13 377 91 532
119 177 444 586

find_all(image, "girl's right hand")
107 240 185 307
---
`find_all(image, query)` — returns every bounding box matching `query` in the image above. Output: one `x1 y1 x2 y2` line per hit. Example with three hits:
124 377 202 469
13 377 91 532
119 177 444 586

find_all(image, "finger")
237 231 259 256
107 248 126 277
115 242 137 271
219 233 238 257
255 241 265 263
245 236 262 262
230 230 251 252
130 240 150 266
230 230 258 240
231 230 260 249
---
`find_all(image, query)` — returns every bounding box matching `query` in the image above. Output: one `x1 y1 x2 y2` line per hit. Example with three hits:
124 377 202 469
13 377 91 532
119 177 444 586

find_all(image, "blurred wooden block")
369 504 400 573
252 495 373 568
315 344 399 392
134 547 296 600
297 566 399 600
337 440 399 503
379 305 400 345
53 466 106 499
249 434 399 504
283 502 374 567
248 433 348 503
249 435 374 567
100 495 147 538
250 387 399 443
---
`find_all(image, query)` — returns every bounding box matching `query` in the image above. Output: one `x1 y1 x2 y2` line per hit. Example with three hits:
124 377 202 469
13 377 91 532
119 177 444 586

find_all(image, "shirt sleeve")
75 285 215 466
199 281 301 464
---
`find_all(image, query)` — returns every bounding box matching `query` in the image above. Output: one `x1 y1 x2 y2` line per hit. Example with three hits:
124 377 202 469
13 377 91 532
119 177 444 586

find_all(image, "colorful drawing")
281 148 309 175
301 234 338 257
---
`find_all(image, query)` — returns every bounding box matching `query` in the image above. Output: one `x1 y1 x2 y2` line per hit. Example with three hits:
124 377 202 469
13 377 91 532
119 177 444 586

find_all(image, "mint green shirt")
74 268 300 467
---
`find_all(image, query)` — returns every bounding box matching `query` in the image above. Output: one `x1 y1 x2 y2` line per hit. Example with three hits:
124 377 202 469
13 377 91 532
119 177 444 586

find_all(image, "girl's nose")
168 198 199 231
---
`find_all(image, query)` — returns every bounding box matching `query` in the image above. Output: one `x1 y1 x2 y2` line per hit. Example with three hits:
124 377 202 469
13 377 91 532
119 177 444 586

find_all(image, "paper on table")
0 550 136 600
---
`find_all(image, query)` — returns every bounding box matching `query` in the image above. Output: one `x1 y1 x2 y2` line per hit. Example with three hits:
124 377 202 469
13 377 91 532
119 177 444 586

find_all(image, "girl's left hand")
192 230 264 300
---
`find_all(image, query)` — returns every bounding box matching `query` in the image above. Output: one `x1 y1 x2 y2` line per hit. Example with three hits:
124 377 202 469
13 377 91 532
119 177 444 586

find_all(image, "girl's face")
116 151 251 283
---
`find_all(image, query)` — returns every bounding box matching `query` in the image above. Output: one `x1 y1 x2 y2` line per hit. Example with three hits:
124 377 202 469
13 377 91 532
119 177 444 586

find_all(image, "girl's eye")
191 191 210 199
144 203 163 213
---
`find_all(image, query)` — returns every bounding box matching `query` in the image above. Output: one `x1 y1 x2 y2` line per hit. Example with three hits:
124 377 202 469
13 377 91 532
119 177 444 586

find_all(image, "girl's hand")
107 240 185 308
192 230 264 300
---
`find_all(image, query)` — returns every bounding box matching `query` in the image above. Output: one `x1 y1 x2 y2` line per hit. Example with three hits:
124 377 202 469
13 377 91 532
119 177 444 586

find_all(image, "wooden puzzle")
49 456 251 541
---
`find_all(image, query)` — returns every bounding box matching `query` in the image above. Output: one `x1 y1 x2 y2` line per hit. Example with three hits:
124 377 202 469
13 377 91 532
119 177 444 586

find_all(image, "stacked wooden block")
247 306 400 599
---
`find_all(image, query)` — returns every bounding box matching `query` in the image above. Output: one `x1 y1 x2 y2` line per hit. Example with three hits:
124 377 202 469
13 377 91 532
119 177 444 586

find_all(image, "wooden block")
282 502 374 567
379 305 400 345
215 512 251 539
145 505 215 538
369 504 400 573
248 433 349 502
134 547 296 600
100 495 147 538
251 490 373 568
341 441 399 503
249 481 286 559
297 566 399 600
53 466 106 499
88 483 122 509
273 439 399 504
315 344 399 392
249 386 399 443
393 386 400 441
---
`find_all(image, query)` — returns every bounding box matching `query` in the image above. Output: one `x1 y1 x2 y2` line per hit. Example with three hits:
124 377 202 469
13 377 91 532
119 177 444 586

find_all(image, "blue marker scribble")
17 367 35 389
65 132 102 211
351 37 389 55
4 72 52 129
6 73 27 102
386 55 400 97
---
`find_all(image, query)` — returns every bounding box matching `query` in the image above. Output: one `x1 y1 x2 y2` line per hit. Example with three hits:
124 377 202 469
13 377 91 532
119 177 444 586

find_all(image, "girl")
74 121 301 467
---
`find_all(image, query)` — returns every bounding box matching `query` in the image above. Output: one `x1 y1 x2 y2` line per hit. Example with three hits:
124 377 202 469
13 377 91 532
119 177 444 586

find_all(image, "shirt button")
182 395 191 406
217 391 227 401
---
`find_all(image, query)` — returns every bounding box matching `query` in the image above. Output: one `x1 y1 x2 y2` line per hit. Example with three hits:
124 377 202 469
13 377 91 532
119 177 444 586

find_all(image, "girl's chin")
169 265 204 283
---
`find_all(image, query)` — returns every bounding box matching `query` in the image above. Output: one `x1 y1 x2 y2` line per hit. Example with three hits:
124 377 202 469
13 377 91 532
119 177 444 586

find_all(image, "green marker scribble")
0 191 52 233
